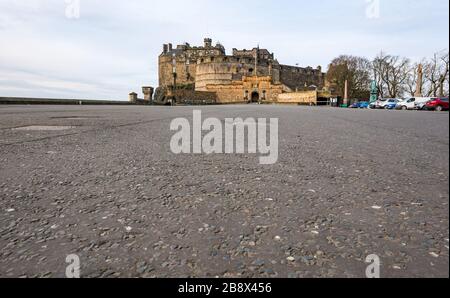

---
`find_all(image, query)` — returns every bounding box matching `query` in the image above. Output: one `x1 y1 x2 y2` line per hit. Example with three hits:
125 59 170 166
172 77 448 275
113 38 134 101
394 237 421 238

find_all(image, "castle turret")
142 86 154 102
204 38 212 48
129 92 138 103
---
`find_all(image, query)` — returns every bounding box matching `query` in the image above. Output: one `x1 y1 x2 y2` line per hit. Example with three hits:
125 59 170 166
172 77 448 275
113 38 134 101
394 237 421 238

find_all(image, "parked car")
349 101 369 109
349 102 361 108
383 99 400 109
425 97 449 111
396 97 432 110
359 102 370 109
370 98 388 109
417 98 438 110
349 102 370 109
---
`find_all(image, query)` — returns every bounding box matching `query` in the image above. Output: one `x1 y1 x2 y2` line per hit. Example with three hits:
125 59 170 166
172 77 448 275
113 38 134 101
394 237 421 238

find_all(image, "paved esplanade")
0 105 448 277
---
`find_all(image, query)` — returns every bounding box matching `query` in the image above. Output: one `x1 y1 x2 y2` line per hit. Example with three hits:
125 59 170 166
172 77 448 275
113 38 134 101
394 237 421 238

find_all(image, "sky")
0 0 448 100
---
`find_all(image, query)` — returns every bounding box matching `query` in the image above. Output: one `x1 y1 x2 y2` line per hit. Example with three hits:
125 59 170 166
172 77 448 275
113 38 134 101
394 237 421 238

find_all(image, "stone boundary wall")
173 89 218 105
0 97 131 105
276 91 318 105
203 83 247 104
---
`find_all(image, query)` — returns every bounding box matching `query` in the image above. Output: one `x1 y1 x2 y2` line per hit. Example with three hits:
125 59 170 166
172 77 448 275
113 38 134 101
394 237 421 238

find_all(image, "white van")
396 97 432 110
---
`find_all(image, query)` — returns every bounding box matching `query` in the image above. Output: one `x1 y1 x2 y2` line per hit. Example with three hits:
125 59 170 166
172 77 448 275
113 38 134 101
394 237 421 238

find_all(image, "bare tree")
329 50 449 99
424 53 441 97
373 52 410 98
372 51 388 98
438 52 449 97
423 51 449 97
405 61 423 97
326 55 372 99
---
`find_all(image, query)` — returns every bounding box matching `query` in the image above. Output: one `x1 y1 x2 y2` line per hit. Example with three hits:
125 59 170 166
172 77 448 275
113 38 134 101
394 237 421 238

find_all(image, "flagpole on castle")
255 44 259 77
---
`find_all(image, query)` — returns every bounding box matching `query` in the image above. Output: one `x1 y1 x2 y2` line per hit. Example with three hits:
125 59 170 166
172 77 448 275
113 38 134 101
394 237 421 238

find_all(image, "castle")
154 38 330 105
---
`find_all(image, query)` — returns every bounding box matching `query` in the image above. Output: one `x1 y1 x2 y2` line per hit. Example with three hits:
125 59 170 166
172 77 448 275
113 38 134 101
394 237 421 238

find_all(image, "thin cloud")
0 0 448 100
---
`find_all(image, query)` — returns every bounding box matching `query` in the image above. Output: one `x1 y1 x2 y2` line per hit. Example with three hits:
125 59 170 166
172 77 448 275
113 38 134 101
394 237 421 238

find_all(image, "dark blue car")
384 99 400 109
359 102 370 109
350 102 370 109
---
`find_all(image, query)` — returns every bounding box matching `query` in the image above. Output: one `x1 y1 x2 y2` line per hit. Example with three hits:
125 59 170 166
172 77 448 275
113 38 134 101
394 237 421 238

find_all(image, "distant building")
156 38 330 105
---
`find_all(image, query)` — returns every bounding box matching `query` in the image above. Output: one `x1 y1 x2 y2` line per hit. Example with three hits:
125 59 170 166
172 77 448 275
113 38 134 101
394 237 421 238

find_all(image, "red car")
425 97 449 111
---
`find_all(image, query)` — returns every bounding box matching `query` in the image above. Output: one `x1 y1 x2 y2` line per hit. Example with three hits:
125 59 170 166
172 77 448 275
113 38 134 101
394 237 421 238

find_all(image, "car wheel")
436 106 443 112
402 106 408 111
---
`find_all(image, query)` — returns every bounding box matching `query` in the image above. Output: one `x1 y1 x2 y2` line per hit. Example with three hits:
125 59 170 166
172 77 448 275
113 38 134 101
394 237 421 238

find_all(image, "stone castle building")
156 38 329 104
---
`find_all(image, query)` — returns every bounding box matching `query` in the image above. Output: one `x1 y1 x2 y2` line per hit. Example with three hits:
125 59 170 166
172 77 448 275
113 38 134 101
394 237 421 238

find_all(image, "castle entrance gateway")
251 91 260 103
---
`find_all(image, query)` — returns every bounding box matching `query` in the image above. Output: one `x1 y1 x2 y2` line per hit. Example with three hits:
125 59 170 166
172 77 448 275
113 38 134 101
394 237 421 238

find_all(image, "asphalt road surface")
0 105 448 278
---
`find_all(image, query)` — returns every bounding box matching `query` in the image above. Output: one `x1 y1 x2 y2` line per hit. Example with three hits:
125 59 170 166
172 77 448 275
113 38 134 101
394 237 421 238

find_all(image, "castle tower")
129 92 138 103
142 86 154 102
204 38 212 48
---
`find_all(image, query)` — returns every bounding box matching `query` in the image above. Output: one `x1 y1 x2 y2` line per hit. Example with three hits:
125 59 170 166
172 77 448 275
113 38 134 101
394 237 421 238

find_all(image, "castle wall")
195 56 276 92
242 76 284 102
158 55 197 88
204 83 247 104
195 61 234 91
277 90 318 104
157 38 328 105
172 89 217 104
203 76 284 104
158 39 226 88
232 48 274 60
279 65 324 91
